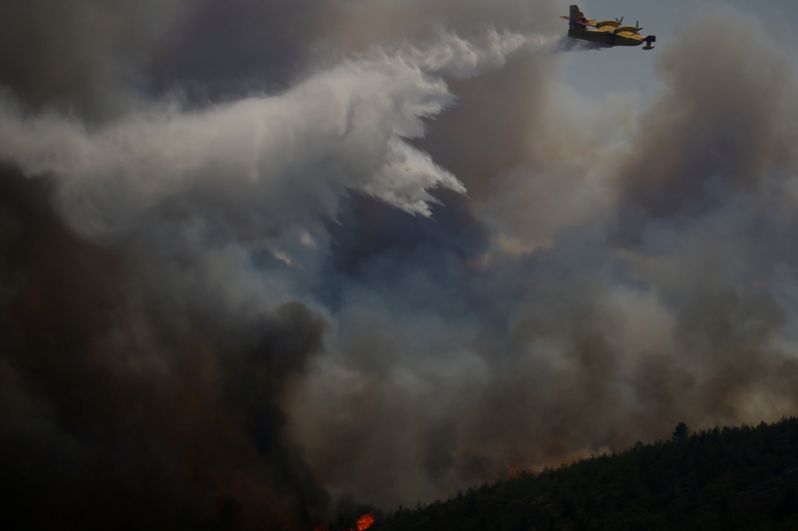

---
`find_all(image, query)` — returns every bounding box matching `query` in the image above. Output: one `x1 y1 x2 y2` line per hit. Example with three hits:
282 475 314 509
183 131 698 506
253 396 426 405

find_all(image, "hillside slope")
375 419 798 531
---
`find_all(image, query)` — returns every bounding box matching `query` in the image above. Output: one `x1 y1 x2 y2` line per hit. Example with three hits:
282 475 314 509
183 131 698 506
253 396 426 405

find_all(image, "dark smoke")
0 0 187 120
3 1 798 528
0 164 331 530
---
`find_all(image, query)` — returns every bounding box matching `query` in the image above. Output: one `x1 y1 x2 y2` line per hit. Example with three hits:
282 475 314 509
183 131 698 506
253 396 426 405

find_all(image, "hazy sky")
561 0 798 102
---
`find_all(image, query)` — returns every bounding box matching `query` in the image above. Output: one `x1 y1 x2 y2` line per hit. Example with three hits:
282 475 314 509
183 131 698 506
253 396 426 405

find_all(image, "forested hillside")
374 419 798 530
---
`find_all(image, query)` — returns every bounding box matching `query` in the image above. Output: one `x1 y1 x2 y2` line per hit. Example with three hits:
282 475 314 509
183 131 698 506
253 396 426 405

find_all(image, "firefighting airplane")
561 5 656 50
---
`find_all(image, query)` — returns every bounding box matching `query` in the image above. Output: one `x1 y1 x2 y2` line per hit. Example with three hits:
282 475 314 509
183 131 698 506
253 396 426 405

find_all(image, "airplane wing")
615 30 645 42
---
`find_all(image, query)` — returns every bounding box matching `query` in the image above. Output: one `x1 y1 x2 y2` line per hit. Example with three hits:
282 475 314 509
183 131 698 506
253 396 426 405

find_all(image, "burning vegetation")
355 513 375 531
311 512 375 531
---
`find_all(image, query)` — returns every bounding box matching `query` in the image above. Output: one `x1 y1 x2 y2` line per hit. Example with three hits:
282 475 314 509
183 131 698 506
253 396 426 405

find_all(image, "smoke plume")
3 1 798 529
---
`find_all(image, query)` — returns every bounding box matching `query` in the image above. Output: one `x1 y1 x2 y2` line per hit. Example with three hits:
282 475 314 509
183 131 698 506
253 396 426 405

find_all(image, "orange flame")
355 513 375 531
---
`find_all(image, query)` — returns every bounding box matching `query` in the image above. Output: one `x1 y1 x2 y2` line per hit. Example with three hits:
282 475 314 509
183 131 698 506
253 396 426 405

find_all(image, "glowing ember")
355 513 375 531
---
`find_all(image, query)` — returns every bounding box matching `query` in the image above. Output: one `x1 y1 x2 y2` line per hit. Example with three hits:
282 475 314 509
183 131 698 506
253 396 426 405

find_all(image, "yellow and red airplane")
561 5 656 50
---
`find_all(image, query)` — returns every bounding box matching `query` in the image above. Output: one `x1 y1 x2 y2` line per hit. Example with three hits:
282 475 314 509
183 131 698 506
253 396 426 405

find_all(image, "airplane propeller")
615 16 624 24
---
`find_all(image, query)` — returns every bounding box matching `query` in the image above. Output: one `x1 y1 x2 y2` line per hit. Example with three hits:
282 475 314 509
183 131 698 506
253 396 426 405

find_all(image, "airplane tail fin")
568 4 585 28
643 35 656 50
568 5 586 29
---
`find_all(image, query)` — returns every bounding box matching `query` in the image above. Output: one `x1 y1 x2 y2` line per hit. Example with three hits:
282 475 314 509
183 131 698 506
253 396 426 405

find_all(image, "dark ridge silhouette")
373 419 798 531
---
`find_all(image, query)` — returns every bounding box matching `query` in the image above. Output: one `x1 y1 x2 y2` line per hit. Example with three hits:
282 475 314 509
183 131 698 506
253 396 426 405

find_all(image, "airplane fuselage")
568 26 649 48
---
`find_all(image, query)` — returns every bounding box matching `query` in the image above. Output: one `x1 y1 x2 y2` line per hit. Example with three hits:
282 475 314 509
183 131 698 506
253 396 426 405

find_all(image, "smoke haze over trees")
2 1 798 529
378 418 798 530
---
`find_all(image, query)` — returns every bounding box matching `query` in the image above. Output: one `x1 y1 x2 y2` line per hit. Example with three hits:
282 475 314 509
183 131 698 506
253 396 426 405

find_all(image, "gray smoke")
287 7 798 508
3 1 798 528
0 0 187 120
